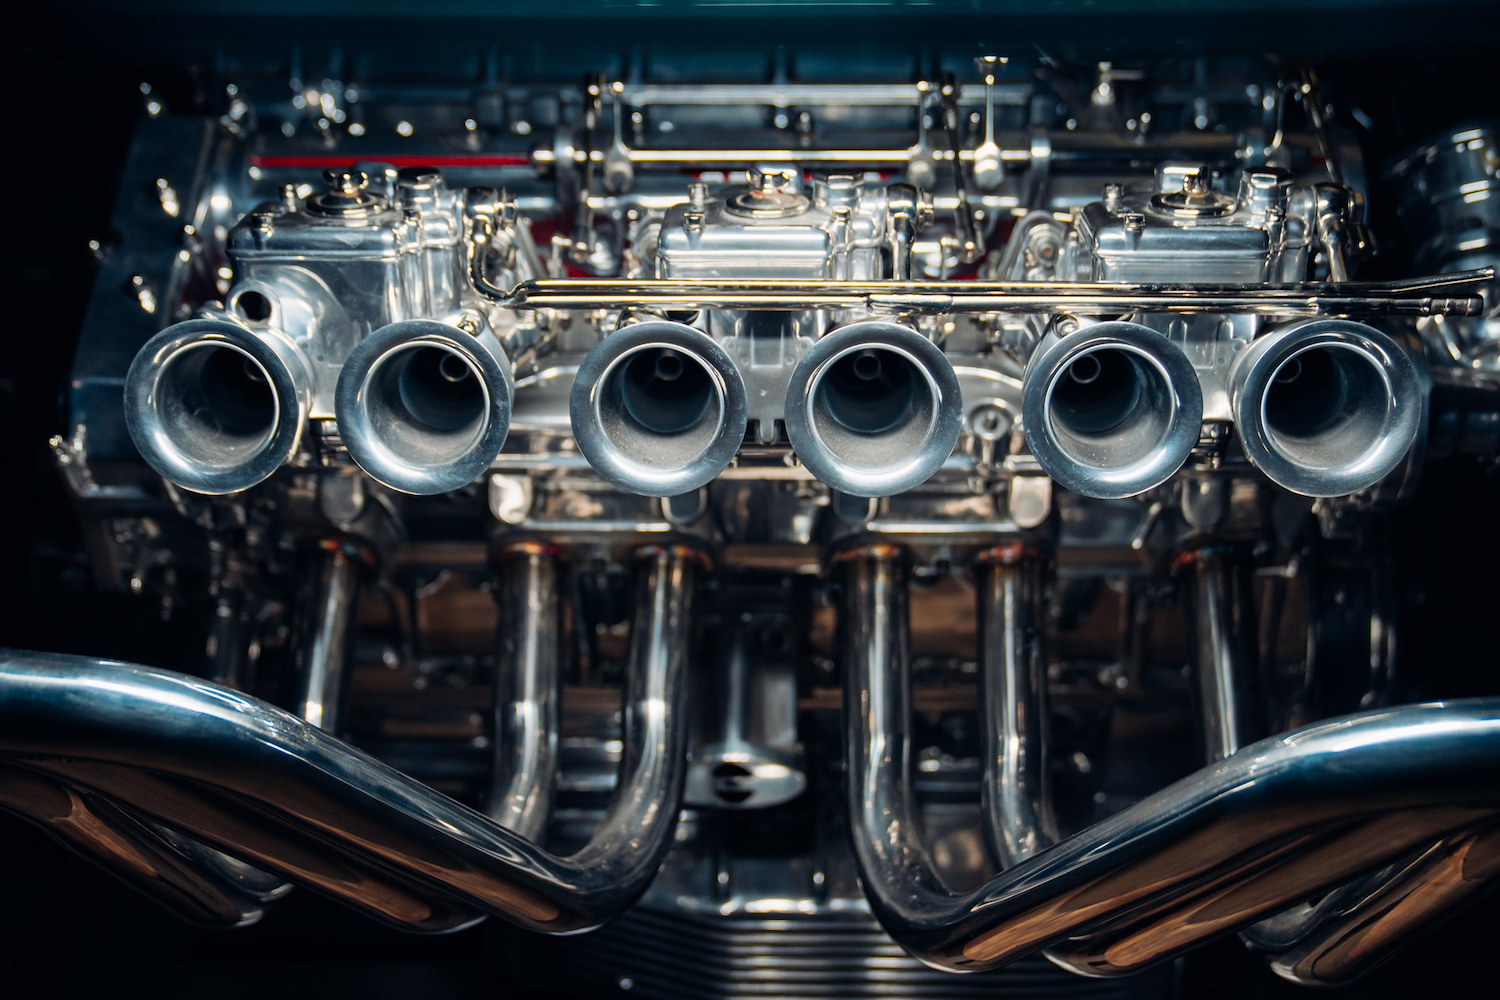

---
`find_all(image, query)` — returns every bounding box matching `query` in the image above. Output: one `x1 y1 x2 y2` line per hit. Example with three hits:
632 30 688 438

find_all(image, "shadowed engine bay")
3 4 1499 998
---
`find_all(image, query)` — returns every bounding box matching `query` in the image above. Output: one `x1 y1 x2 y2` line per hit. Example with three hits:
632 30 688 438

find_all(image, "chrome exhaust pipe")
976 545 1060 869
785 321 962 497
335 319 514 495
486 541 561 840
0 543 700 934
836 543 1500 980
570 321 748 496
0 762 268 928
124 319 312 495
1229 319 1422 497
1021 321 1202 499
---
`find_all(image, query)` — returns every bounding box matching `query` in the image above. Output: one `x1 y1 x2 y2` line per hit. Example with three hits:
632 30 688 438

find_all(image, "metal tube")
289 544 362 733
835 542 1500 974
486 543 561 841
333 319 516 496
0 544 699 934
1180 547 1260 762
0 763 267 928
569 321 748 496
1021 321 1203 499
123 318 313 496
531 130 1322 168
474 270 1491 317
1268 824 1500 986
1228 319 1424 497
977 546 1060 868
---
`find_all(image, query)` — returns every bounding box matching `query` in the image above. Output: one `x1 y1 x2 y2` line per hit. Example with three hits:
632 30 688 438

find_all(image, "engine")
5 17 1500 1000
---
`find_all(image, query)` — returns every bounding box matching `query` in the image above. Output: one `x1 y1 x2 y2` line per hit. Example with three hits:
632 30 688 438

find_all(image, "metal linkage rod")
475 269 1491 318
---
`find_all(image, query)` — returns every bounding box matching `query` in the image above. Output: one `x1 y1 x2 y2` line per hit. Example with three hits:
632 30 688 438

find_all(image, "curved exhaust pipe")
785 321 962 497
0 543 701 935
569 321 747 497
124 319 312 495
1229 319 1421 497
836 543 1500 981
1021 321 1202 499
335 319 514 495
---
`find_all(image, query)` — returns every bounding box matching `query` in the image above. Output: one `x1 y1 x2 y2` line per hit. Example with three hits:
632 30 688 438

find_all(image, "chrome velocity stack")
570 320 748 497
124 318 312 495
1021 321 1202 499
784 321 962 497
1228 319 1421 497
335 319 514 495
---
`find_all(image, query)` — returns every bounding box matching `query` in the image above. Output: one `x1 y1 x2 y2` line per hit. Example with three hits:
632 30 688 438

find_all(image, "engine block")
6 19 1500 1000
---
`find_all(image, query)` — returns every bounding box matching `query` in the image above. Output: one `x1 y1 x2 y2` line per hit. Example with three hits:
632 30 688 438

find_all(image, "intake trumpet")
335 319 514 495
1021 321 1203 499
784 321 962 497
124 318 312 495
570 320 748 497
1228 319 1422 497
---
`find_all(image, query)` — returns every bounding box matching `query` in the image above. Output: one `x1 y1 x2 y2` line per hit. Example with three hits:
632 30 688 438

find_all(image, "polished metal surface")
977 546 1061 868
0 763 267 928
480 272 1490 316
837 544 1500 976
0 544 698 934
1268 825 1500 986
1229 319 1423 497
683 621 806 811
569 321 749 497
1182 547 1260 762
124 317 312 495
1021 322 1203 499
784 321 963 497
334 319 515 495
45 53 1500 997
289 543 362 732
486 542 562 840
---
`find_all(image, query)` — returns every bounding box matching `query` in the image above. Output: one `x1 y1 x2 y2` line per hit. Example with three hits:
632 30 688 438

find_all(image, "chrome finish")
0 544 697 933
976 547 1060 867
288 544 362 732
487 543 561 840
683 622 806 811
785 321 963 497
569 321 748 497
1392 125 1500 370
479 272 1491 316
52 58 1500 994
1268 825 1500 986
124 318 312 495
837 544 1500 975
0 763 266 928
1182 547 1260 762
334 319 514 495
1021 322 1203 499
1229 319 1423 497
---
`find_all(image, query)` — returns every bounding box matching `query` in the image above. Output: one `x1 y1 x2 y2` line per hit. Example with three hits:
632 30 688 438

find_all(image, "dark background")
3 3 1498 997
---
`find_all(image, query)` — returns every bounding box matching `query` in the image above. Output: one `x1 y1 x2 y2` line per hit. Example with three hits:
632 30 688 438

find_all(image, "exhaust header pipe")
0 544 700 935
1021 321 1202 499
785 321 962 497
570 321 747 497
335 319 514 495
836 543 1500 982
1229 319 1421 497
124 319 312 495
